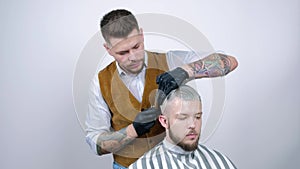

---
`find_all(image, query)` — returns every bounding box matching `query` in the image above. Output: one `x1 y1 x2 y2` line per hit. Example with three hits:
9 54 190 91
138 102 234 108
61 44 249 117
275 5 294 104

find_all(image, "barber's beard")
169 129 199 151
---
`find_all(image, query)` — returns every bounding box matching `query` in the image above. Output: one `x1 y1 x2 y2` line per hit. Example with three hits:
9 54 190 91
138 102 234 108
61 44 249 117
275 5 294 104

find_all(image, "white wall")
1 0 299 169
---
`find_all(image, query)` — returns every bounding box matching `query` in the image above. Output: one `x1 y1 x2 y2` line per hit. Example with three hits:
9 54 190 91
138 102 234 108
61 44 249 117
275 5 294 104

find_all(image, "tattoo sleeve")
96 127 135 155
189 53 232 78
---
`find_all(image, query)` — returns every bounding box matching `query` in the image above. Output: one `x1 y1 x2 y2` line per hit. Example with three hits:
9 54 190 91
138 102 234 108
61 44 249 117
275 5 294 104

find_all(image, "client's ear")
159 115 169 129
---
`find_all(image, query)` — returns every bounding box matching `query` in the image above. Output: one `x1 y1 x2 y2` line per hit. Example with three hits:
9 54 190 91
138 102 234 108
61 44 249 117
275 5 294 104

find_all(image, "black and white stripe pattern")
129 141 236 169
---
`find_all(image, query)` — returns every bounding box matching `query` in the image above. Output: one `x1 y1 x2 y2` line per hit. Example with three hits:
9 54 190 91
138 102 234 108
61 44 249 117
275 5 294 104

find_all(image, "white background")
1 0 299 169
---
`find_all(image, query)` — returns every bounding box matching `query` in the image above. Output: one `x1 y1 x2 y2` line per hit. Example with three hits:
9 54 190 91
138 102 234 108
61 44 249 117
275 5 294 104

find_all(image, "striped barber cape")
129 139 237 169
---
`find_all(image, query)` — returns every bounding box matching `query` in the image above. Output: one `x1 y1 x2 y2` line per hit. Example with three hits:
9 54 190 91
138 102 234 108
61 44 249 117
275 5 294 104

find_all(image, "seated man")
129 85 236 169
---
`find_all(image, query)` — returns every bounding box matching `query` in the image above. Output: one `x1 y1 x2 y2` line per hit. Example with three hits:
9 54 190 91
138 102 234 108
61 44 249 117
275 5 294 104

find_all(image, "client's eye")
177 115 187 120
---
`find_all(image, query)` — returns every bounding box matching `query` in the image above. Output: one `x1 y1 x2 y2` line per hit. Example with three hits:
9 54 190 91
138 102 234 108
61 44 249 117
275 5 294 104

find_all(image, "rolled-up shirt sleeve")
85 74 112 154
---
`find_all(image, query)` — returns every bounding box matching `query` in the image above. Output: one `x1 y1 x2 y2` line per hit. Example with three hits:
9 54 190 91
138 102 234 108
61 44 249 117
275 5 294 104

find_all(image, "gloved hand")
155 67 189 105
132 107 161 136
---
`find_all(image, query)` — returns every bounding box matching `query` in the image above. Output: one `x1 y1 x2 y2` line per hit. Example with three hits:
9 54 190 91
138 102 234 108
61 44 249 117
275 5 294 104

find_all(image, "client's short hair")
160 85 201 114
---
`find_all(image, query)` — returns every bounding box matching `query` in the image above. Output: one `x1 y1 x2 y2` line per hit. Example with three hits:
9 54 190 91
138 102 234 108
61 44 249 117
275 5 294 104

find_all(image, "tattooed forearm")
220 54 231 75
189 53 232 78
96 127 135 155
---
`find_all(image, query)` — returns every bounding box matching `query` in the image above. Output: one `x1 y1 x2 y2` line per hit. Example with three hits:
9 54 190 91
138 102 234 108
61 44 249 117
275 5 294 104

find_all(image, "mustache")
129 58 143 63
186 130 198 135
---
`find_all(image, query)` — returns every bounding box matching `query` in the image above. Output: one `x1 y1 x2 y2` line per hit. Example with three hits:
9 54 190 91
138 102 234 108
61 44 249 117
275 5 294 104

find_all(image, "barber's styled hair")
100 9 139 44
160 85 201 113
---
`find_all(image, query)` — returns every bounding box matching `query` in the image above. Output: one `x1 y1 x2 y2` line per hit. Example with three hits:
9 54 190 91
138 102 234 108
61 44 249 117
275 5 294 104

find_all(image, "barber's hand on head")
132 107 161 136
156 67 189 104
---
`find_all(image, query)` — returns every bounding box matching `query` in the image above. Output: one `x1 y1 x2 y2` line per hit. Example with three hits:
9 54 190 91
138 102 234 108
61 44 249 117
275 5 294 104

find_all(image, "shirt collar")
116 51 148 76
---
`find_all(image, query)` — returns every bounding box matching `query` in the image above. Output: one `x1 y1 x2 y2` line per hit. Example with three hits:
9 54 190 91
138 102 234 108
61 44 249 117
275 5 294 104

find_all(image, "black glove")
132 107 161 136
156 67 189 105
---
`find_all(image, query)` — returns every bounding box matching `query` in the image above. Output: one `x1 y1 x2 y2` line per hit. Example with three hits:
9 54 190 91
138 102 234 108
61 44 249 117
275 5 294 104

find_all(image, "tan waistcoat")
98 51 169 167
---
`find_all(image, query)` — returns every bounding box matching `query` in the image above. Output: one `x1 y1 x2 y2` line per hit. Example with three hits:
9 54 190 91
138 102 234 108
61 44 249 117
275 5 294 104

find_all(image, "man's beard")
169 129 199 151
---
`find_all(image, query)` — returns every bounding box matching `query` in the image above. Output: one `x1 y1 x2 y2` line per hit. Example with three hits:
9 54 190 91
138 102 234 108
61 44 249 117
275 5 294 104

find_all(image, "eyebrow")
115 42 141 55
176 112 203 116
115 50 129 55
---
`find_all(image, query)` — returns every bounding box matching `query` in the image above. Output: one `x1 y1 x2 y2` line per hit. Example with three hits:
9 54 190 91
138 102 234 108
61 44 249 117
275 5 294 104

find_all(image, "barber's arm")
86 75 161 155
182 53 238 78
96 107 161 155
156 53 238 99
